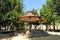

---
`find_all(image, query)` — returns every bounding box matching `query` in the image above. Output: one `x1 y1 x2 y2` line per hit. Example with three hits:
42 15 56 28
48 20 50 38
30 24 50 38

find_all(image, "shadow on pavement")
29 30 49 38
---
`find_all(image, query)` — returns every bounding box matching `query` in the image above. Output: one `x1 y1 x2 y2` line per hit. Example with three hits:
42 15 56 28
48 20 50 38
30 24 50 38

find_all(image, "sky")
23 0 46 11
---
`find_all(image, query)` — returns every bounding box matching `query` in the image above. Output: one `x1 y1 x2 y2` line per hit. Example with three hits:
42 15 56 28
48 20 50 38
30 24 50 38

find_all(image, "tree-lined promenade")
0 0 60 40
0 0 60 32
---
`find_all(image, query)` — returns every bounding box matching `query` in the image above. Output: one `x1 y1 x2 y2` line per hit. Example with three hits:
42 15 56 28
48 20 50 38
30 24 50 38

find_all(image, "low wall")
25 25 60 30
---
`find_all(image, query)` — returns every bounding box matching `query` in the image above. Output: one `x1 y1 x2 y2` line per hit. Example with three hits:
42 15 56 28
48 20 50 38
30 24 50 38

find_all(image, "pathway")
47 31 60 35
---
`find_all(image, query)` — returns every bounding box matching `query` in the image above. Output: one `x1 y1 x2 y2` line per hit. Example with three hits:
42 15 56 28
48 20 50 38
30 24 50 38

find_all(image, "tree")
46 0 60 30
0 0 24 30
46 0 56 31
40 0 60 31
31 9 38 15
40 4 53 30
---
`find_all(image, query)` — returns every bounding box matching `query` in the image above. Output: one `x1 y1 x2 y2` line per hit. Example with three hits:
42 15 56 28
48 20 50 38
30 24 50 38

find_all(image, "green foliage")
31 9 38 15
0 0 24 27
40 0 60 25
40 4 53 24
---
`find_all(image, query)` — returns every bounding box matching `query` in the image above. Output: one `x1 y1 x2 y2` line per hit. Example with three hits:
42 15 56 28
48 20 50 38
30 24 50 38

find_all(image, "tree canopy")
0 0 24 27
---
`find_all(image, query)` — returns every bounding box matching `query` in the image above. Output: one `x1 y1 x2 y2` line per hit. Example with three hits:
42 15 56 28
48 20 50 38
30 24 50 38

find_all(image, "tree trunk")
29 24 32 30
46 24 48 31
53 21 55 31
